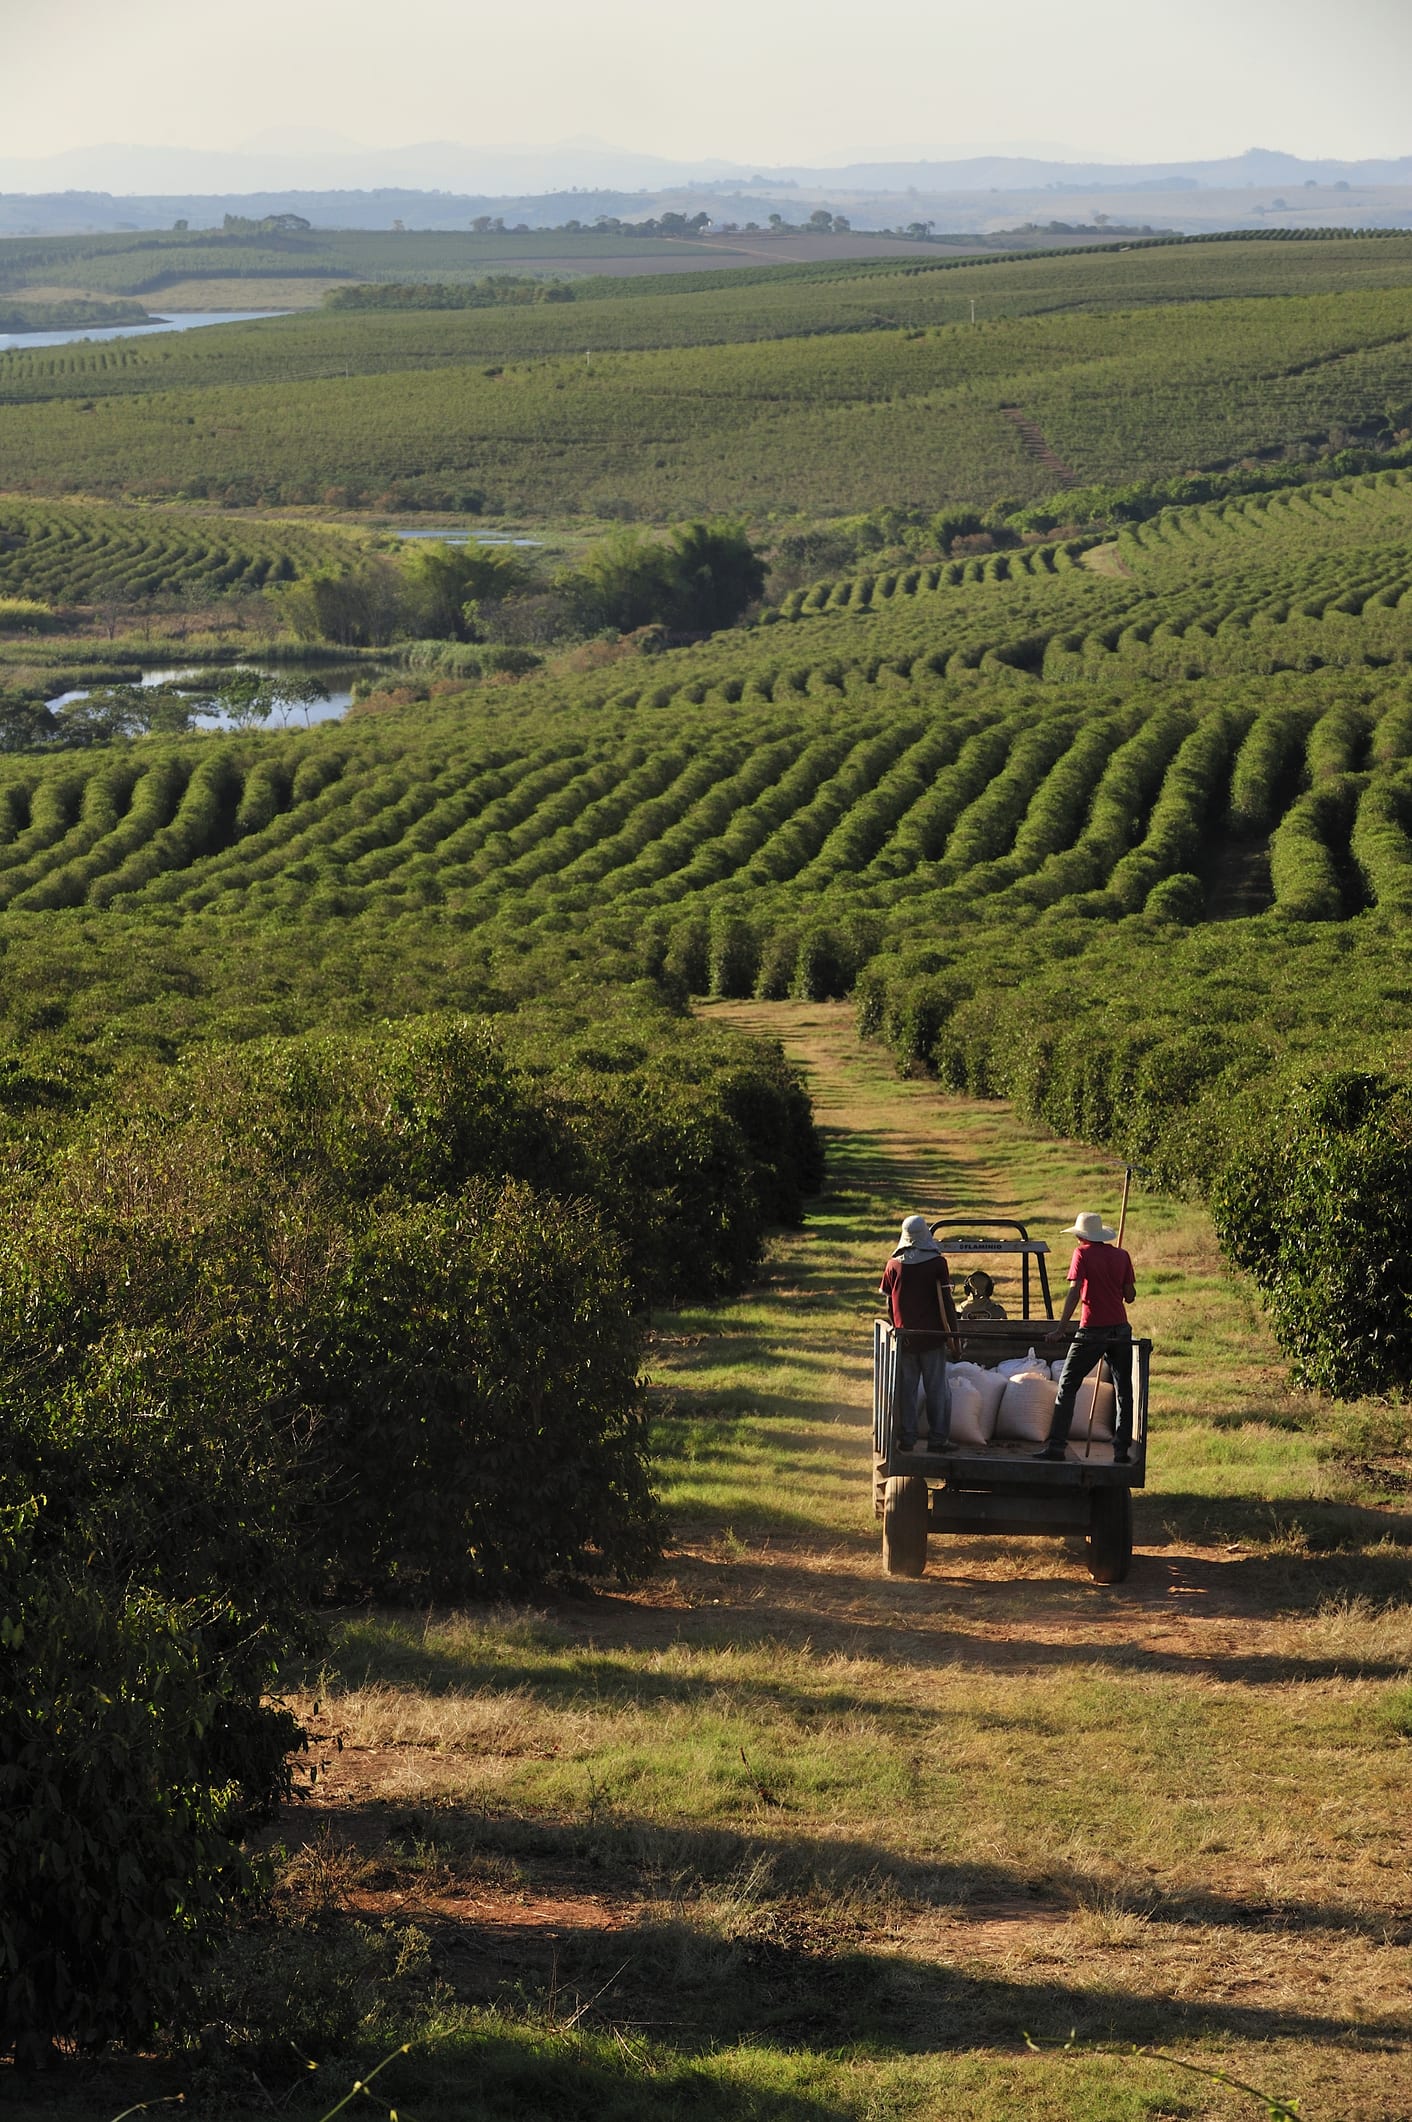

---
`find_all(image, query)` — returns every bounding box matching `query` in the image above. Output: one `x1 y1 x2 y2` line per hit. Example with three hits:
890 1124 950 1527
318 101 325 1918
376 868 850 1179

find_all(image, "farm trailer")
871 1218 1151 1585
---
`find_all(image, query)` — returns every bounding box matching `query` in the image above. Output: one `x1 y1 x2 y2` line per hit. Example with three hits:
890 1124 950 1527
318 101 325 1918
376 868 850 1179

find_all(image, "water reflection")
46 663 368 729
0 311 290 354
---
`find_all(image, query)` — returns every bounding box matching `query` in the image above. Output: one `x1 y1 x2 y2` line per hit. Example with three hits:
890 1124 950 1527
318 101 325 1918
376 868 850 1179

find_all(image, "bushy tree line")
0 1001 821 2062
325 276 577 311
281 521 765 653
858 910 1412 1400
558 522 766 637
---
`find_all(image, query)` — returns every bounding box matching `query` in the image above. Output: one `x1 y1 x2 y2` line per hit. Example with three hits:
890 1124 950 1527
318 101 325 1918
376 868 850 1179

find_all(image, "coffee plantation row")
0 467 1409 1382
0 985 822 2057
772 469 1412 678
4 472 1412 929
0 672 1404 931
5 232 1412 401
6 261 1412 513
0 496 363 606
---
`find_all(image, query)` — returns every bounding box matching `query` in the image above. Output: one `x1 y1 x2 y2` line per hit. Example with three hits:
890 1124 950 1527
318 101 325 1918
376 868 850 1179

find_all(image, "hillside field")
1 229 1410 2119
3 235 1412 512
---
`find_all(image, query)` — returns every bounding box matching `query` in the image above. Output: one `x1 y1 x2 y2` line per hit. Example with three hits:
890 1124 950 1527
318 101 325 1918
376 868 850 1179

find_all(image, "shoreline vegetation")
0 295 152 333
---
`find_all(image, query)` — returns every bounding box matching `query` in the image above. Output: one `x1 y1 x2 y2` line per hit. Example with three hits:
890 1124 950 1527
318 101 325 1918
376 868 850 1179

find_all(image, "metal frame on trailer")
873 1319 1151 1583
927 1215 1055 1321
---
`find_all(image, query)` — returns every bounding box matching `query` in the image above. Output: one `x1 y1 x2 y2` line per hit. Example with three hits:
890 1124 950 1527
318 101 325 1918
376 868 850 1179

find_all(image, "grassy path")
273 1005 1411 2122
58 1007 1410 2122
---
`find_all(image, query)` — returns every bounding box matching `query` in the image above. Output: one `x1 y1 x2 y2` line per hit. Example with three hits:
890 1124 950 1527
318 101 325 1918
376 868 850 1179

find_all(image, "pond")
46 663 368 729
0 310 291 354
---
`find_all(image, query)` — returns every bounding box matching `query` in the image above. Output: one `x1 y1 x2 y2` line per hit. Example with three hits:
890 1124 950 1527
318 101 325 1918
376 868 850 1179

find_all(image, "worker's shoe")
1112 1444 1131 1465
1032 1443 1067 1461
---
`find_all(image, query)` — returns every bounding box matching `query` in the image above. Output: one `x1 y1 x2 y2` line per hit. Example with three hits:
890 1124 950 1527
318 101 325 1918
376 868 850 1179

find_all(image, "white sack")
946 1375 993 1448
949 1361 1006 1432
996 1372 1059 1441
997 1348 1046 1378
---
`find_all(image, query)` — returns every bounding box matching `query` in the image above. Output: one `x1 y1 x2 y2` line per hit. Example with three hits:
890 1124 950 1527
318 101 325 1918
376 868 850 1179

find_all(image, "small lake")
0 310 290 354
47 663 364 729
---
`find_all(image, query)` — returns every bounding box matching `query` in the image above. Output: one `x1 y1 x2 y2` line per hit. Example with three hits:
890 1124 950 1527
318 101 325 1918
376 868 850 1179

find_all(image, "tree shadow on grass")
0 2027 857 2122
453 1907 1412 2061
333 1594 1412 1704
1139 1489 1412 1556
327 1510 1412 1707
282 1803 1412 1956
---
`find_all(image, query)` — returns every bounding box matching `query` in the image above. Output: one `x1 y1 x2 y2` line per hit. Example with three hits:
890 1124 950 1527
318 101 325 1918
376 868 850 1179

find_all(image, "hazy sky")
5 0 1410 166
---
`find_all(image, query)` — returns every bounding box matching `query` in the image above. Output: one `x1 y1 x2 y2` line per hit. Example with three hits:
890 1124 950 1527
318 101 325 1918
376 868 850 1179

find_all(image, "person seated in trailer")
879 1215 962 1452
1036 1210 1137 1463
958 1268 1007 1321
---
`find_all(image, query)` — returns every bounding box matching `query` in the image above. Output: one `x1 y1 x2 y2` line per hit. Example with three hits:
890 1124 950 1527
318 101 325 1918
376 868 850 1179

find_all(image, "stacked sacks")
995 1352 1059 1442
946 1362 1008 1446
937 1350 1117 1450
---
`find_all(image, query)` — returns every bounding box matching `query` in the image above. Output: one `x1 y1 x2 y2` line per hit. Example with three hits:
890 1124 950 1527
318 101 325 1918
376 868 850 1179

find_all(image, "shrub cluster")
0 1499 294 2065
1212 1071 1412 1396
0 1002 820 2059
863 908 1412 1396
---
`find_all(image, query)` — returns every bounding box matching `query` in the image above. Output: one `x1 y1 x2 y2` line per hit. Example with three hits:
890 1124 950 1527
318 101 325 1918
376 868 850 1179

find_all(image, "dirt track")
286 1004 1411 2118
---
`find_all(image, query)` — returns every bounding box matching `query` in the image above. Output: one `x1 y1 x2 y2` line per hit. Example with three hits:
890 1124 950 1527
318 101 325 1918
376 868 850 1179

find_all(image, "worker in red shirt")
879 1215 962 1451
1036 1211 1137 1462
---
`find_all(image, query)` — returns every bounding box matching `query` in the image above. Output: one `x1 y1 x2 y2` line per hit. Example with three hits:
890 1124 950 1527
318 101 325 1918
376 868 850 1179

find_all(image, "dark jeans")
1049 1325 1135 1450
896 1344 950 1448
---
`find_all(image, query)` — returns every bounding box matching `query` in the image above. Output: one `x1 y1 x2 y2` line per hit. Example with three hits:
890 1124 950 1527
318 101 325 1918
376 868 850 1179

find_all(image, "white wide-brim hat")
1066 1211 1117 1243
892 1214 940 1257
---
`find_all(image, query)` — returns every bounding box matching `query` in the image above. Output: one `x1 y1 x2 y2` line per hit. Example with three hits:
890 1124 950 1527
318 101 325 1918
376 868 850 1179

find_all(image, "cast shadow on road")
290 1800 1412 1998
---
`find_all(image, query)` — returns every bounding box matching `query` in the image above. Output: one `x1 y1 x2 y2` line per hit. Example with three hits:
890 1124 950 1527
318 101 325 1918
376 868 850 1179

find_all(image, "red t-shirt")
1069 1241 1134 1328
880 1254 952 1331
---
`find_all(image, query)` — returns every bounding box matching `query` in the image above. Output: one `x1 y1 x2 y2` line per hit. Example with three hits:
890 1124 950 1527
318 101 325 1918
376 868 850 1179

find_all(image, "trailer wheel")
1088 1485 1133 1584
882 1475 928 1578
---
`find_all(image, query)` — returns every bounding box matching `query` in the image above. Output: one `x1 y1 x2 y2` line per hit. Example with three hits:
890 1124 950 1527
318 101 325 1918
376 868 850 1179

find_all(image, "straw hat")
892 1214 940 1258
1066 1211 1117 1243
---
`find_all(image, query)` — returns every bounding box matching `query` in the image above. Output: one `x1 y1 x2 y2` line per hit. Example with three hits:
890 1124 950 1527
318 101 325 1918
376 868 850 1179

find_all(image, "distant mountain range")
5 144 1412 241
3 141 1412 200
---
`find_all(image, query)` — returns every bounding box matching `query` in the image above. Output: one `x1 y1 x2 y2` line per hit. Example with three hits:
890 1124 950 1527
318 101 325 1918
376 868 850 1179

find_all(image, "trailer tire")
1088 1485 1133 1584
882 1475 928 1578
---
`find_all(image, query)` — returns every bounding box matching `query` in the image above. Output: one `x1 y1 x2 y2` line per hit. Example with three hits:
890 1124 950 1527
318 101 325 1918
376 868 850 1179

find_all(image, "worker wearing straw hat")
1035 1210 1137 1463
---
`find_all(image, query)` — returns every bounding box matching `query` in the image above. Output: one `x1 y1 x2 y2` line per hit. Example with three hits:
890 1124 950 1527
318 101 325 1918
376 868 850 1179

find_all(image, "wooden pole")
1115 1165 1133 1249
1081 1167 1133 1456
